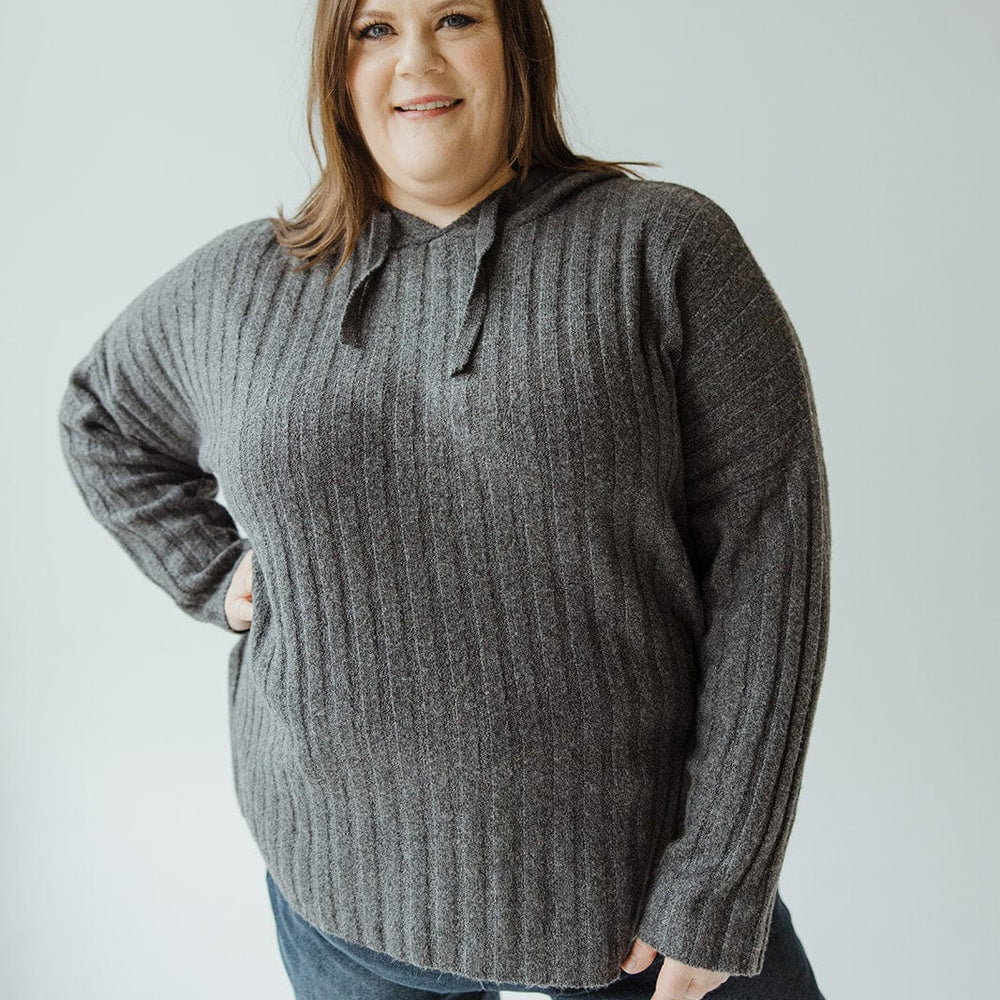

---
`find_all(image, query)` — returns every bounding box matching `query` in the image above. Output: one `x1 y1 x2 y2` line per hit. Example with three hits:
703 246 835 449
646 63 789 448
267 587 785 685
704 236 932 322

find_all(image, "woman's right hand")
224 548 254 632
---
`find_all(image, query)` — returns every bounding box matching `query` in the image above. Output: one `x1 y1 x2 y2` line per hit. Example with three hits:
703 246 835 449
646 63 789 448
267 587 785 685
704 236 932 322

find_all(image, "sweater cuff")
199 537 253 633
632 871 778 978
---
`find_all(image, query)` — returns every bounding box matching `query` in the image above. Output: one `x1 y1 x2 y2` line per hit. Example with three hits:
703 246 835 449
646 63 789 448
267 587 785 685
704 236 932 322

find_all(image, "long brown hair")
269 0 660 277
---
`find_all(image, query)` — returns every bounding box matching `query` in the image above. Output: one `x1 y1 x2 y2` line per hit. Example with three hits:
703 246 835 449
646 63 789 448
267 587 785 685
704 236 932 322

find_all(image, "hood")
334 165 617 377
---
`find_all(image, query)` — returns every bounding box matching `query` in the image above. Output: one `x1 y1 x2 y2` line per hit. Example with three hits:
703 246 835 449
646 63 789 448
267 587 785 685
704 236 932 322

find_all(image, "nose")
393 27 445 77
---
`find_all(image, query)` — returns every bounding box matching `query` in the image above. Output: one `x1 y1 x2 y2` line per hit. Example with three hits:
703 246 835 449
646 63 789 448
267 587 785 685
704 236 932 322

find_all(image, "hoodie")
57 164 831 991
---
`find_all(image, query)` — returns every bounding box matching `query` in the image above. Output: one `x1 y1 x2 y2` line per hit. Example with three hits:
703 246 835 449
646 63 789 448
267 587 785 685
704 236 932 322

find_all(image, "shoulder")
182 216 281 278
637 179 744 246
119 217 278 298
568 172 723 214
103 218 282 348
131 216 286 314
564 174 745 259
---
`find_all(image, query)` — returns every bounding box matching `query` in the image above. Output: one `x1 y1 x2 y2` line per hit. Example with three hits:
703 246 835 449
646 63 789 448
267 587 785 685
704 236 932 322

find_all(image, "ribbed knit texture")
57 165 831 990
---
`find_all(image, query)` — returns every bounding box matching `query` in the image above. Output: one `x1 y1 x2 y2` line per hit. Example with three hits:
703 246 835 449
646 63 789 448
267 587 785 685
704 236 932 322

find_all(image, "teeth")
399 100 458 111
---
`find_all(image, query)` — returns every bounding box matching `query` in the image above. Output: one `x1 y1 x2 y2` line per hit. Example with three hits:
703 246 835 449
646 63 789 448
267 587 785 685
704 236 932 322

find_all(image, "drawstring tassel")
449 192 505 377
450 285 489 377
335 209 393 349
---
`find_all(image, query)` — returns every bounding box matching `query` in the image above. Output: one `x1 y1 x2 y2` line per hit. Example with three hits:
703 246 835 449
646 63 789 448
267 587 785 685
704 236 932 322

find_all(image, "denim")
266 869 826 1000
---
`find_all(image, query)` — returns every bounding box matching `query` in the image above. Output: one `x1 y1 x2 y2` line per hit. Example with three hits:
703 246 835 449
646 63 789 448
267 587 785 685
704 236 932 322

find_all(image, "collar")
334 165 613 376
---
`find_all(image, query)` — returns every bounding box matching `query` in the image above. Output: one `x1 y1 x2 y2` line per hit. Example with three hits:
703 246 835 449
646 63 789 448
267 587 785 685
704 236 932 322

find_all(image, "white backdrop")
3 1 997 997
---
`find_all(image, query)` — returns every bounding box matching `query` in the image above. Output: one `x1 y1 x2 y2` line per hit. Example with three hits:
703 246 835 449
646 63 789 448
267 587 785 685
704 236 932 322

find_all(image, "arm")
635 193 832 976
57 241 252 633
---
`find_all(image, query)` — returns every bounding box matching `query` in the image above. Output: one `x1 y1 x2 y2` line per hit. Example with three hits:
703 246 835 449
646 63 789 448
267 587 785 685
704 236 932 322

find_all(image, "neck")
380 162 518 229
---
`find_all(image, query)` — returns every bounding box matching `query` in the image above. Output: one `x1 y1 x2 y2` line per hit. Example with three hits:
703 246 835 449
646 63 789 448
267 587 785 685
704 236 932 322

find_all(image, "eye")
354 21 388 38
355 21 390 40
354 11 477 41
441 13 476 29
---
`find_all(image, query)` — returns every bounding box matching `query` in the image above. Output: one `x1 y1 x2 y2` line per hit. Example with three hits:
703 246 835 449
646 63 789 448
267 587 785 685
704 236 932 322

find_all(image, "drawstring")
449 191 504 377
335 185 509 375
335 208 394 349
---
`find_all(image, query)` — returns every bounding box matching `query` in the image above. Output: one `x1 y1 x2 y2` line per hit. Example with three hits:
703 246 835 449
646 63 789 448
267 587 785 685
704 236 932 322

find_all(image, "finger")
653 966 700 1000
621 938 657 972
656 971 729 1000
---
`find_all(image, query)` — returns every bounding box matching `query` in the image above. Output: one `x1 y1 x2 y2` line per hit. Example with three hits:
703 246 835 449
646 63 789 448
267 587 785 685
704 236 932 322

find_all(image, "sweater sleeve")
634 194 832 976
57 241 252 633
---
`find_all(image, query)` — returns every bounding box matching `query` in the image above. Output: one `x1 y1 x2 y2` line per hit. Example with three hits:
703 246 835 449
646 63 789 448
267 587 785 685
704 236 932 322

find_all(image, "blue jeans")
266 869 826 1000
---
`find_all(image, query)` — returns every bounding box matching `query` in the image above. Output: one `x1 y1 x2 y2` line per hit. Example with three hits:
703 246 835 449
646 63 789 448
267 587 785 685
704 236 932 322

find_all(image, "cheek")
466 40 507 106
346 59 387 116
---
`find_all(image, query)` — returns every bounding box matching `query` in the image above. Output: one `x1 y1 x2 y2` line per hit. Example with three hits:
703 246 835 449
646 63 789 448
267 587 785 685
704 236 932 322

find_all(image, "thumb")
621 936 658 974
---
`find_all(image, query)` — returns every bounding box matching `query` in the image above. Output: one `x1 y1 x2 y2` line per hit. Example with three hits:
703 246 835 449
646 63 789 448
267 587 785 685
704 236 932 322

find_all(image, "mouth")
394 98 463 119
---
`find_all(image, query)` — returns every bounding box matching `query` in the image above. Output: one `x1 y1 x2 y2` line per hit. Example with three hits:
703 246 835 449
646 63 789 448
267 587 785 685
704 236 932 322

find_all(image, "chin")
389 153 470 185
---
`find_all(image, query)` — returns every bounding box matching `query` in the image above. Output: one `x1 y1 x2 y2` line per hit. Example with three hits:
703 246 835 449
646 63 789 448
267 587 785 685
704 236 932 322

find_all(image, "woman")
57 1 831 998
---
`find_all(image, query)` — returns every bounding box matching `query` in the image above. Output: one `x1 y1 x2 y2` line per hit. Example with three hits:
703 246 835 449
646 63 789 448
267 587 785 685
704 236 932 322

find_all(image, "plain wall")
2 1 997 997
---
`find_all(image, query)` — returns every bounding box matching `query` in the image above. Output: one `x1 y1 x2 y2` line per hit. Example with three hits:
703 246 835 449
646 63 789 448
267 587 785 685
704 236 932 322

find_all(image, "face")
346 0 514 213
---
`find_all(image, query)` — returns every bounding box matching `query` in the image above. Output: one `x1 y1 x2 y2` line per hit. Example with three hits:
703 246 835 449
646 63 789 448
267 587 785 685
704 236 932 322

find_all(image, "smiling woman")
268 0 653 269
343 0 517 225
57 0 831 998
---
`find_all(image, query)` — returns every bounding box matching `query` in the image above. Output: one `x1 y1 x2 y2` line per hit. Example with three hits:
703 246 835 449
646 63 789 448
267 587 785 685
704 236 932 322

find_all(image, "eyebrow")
353 1 485 23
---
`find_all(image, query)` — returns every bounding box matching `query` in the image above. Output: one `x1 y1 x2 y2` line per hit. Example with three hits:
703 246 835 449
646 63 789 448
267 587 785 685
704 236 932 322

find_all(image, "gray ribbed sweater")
57 165 831 990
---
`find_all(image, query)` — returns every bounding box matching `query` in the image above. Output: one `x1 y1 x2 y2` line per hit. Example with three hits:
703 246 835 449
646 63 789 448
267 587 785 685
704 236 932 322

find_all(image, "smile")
394 99 463 119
